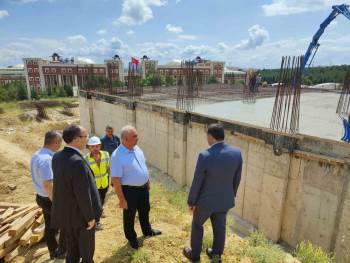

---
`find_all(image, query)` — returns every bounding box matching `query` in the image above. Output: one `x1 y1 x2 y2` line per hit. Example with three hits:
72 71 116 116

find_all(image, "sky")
0 0 350 69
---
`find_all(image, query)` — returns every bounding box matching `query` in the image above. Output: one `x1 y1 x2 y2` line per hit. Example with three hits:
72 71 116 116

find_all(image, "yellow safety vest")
85 151 110 189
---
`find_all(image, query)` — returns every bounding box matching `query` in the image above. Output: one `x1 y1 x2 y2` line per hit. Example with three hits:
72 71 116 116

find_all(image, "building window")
68 68 72 73
28 68 32 73
52 68 56 73
205 70 209 74
84 69 88 73
218 70 222 74
62 68 66 73
99 69 104 73
34 68 38 73
78 68 82 73
93 69 98 73
27 61 32 65
29 77 34 81
35 77 40 81
173 70 177 74
45 68 49 73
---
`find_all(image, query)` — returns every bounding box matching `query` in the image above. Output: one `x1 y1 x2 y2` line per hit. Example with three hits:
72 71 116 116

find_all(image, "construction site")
1 2 350 263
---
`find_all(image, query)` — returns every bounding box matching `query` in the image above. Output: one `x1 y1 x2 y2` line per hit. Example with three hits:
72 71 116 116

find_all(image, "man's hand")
86 219 95 230
119 199 128 209
189 206 196 214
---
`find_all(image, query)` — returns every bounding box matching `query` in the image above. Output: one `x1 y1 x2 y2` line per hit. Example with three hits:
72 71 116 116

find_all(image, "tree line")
260 65 350 85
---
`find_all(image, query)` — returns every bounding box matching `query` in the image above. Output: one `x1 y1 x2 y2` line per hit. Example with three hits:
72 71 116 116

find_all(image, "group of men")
30 123 242 263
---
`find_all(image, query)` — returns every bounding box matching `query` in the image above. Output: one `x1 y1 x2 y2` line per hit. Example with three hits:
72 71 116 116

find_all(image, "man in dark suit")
52 124 102 263
183 123 242 262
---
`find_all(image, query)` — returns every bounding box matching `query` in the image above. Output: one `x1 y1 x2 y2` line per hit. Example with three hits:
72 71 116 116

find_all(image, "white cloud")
262 0 350 16
175 0 181 3
235 25 269 49
97 29 107 35
217 42 229 51
165 24 183 33
115 0 167 26
127 30 135 35
329 20 338 28
177 34 198 40
0 10 9 19
67 35 87 45
76 57 95 64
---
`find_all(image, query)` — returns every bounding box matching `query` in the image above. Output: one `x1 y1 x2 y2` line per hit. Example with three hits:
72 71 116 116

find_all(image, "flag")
131 57 139 65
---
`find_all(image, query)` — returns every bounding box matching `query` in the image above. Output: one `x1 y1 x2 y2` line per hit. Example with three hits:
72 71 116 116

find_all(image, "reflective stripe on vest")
85 151 110 189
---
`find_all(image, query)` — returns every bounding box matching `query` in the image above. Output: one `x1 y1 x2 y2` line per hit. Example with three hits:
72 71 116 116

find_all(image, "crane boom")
303 4 350 70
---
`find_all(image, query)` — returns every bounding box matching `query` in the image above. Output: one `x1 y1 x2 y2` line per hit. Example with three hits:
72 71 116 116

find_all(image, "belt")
122 184 147 189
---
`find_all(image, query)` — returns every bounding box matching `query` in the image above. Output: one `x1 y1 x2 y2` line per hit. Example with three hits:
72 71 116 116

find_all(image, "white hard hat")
87 136 101 146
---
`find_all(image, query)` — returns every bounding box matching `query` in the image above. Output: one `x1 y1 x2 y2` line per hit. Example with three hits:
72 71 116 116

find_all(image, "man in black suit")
52 125 102 263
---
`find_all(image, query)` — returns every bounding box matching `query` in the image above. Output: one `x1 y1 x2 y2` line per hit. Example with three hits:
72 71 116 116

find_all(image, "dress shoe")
144 229 162 237
129 239 139 249
182 247 200 262
50 250 66 260
206 248 222 262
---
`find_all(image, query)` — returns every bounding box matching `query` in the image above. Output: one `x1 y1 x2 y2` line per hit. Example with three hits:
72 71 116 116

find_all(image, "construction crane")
300 4 350 142
303 4 350 70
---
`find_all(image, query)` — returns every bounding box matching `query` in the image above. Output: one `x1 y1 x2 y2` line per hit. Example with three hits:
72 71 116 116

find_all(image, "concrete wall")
79 91 350 262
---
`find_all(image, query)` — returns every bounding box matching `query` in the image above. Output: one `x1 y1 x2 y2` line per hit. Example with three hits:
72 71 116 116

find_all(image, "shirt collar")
120 143 136 153
41 147 55 156
66 145 81 153
210 141 224 148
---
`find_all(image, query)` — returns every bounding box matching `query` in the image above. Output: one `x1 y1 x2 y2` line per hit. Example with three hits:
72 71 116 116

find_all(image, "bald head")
120 125 138 149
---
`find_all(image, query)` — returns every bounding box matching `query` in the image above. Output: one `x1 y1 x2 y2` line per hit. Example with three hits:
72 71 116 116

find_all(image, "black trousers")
122 186 152 242
35 194 66 256
98 187 108 207
191 208 228 258
65 226 95 263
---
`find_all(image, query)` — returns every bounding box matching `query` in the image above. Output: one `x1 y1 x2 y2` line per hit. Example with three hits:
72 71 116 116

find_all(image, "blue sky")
0 0 350 68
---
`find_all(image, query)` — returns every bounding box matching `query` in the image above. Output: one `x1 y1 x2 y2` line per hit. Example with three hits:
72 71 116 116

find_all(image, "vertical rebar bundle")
127 62 143 98
270 56 303 133
176 60 199 111
336 71 350 117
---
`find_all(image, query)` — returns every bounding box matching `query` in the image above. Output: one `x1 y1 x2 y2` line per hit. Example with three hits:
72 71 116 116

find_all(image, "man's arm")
188 153 206 208
233 153 243 197
111 177 127 209
71 160 95 225
110 153 127 209
43 180 53 200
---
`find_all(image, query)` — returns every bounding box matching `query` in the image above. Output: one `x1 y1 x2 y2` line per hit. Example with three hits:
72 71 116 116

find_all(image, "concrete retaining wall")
79 91 350 262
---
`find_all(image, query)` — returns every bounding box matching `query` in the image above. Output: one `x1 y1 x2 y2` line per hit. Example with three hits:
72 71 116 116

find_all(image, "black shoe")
129 239 139 249
182 247 200 262
144 229 162 237
50 250 66 260
206 248 222 262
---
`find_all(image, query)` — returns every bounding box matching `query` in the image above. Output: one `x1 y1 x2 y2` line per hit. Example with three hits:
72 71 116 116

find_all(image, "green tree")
207 75 218 84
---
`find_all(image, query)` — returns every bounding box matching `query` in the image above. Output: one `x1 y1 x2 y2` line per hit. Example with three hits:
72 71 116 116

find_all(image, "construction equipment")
303 4 350 142
336 72 350 142
303 4 350 70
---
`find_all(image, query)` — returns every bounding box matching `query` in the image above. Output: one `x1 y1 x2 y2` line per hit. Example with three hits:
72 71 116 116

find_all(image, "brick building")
0 67 25 86
23 53 124 99
138 56 225 83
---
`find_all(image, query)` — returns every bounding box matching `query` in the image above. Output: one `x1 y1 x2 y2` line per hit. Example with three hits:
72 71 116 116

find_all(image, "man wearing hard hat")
85 136 110 230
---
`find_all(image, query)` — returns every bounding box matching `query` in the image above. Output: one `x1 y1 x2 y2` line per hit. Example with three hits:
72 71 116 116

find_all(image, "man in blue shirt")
111 125 161 249
31 130 66 259
101 125 120 156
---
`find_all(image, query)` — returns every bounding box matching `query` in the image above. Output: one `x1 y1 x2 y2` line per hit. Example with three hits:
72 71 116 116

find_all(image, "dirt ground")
0 100 297 263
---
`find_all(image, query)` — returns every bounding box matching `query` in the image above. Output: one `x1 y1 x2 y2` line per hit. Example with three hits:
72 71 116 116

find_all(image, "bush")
245 231 285 263
294 241 334 263
63 85 73 97
165 75 176 86
208 75 219 84
0 81 28 102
